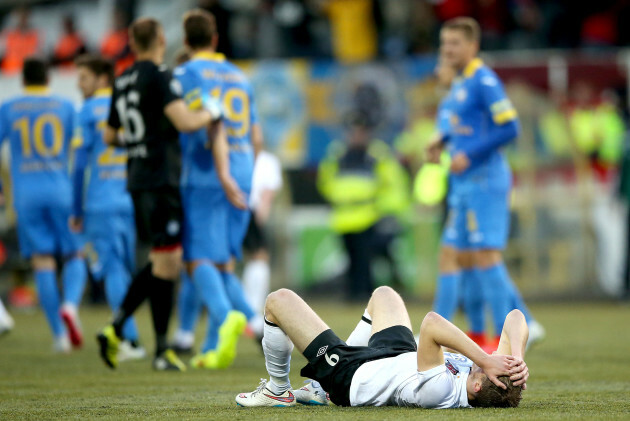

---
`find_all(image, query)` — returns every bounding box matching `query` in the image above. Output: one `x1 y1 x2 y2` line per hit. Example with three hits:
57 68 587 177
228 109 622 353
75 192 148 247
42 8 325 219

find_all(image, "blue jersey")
447 58 518 193
436 92 454 136
74 88 132 216
175 52 257 190
0 87 75 208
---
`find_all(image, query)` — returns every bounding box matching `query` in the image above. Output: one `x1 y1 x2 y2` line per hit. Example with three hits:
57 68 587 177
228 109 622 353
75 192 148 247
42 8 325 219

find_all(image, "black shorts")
242 211 267 253
300 325 417 407
131 186 183 250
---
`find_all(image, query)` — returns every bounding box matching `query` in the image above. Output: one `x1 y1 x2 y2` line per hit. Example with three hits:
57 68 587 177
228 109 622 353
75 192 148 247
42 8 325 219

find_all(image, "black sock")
149 275 176 356
112 263 153 337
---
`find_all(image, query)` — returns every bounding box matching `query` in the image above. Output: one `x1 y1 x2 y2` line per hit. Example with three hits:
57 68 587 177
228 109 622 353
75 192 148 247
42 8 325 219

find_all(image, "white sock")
346 309 372 346
243 260 270 314
262 317 293 394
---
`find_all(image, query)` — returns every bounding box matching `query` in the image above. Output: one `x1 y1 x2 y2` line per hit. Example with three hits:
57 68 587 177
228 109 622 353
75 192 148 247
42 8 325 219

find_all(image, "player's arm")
70 112 91 231
458 73 520 165
164 99 214 133
161 70 220 133
495 309 529 387
417 311 519 389
210 120 247 210
251 123 264 158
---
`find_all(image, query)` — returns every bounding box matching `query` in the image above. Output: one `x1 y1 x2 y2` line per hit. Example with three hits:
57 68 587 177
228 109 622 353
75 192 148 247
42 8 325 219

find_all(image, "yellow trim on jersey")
493 109 518 125
24 85 50 95
192 51 225 62
94 88 112 97
72 135 83 148
463 58 483 78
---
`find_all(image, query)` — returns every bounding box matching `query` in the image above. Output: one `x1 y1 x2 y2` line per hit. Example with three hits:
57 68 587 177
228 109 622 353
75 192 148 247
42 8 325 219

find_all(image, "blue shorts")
16 203 80 258
441 188 510 250
84 211 136 279
182 186 251 264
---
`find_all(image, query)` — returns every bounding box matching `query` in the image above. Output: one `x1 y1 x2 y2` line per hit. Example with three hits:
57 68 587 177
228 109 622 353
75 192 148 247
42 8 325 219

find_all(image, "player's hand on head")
508 357 529 389
481 354 516 390
450 152 470 173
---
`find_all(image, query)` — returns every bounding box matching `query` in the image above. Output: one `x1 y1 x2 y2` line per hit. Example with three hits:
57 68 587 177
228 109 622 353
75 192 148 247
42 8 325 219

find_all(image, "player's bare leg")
236 289 329 407
367 286 413 335
264 288 330 353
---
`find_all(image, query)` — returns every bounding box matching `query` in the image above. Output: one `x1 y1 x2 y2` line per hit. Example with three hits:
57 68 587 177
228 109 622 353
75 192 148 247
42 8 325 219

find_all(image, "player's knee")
473 249 503 268
439 246 459 273
31 255 56 271
456 251 474 269
420 311 441 329
265 288 295 315
151 252 182 280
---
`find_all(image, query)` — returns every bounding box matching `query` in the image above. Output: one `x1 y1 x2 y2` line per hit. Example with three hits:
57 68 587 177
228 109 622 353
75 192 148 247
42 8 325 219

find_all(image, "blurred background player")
97 17 217 371
242 148 283 339
317 111 409 301
172 9 260 369
0 57 87 352
0 7 40 75
51 15 87 69
427 18 543 351
71 54 145 361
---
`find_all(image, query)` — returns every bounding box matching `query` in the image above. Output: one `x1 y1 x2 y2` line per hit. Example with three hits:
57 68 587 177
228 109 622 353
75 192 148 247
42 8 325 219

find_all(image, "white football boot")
293 380 329 406
52 334 71 353
236 379 296 407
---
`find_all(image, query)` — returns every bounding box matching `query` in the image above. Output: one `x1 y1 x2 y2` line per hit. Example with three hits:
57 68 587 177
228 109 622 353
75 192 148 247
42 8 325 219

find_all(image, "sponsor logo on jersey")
446 360 459 375
316 345 328 357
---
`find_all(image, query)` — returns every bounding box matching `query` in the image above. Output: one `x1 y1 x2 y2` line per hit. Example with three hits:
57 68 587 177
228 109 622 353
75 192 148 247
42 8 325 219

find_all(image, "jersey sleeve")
436 97 451 135
478 69 518 126
175 66 203 110
156 68 182 110
108 84 121 129
414 365 455 409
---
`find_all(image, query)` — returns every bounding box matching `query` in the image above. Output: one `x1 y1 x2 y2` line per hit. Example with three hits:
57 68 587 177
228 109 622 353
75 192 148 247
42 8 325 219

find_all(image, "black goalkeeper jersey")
108 60 182 191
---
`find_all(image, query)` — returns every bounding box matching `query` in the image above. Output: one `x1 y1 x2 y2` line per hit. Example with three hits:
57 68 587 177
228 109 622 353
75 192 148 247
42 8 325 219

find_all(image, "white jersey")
349 351 472 409
249 151 282 210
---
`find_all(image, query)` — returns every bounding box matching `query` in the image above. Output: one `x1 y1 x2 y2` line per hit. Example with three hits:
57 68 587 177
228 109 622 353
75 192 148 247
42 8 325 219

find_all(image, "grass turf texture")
1 300 629 420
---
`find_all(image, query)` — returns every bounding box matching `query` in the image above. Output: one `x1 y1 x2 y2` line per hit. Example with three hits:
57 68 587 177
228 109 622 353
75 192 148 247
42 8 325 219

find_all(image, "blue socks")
193 263 231 326
220 271 255 320
35 269 64 338
202 319 219 353
501 266 533 323
103 259 139 342
177 271 202 334
477 264 510 335
433 272 460 320
61 256 87 307
461 268 485 334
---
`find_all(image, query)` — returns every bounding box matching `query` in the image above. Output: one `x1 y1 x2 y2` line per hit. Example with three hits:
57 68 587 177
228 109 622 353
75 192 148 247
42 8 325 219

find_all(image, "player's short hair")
471 375 522 408
22 57 48 86
442 17 481 43
75 54 114 85
129 17 161 51
182 8 217 49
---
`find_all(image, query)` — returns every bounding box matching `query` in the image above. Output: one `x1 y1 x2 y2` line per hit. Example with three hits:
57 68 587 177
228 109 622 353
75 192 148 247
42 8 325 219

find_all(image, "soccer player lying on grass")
236 286 528 408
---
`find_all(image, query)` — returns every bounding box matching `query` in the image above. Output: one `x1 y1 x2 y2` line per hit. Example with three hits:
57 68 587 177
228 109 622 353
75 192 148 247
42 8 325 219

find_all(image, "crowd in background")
3 0 630 75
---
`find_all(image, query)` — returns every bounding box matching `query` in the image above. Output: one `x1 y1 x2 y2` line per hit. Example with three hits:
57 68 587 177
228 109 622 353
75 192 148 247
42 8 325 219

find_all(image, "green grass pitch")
1 300 629 420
